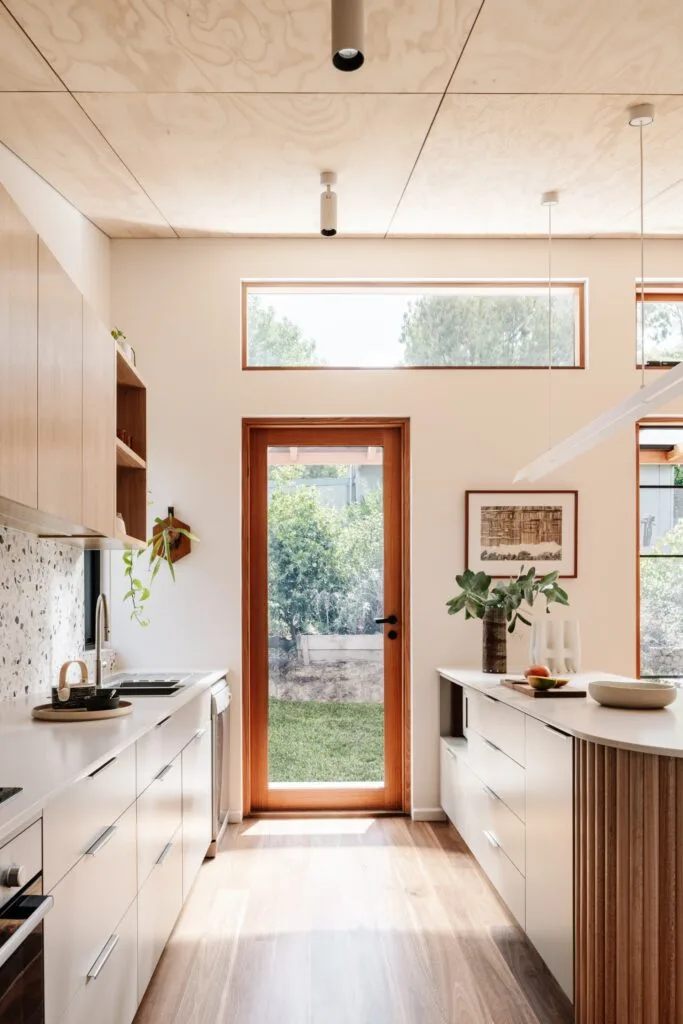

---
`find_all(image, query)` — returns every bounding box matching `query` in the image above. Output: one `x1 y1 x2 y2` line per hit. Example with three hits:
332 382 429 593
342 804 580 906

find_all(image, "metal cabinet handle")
156 715 172 729
543 722 571 739
483 737 502 753
190 727 206 744
156 842 173 866
483 785 500 802
483 695 498 704
87 933 120 980
483 829 500 849
85 824 117 857
154 763 173 782
0 895 53 971
88 756 117 779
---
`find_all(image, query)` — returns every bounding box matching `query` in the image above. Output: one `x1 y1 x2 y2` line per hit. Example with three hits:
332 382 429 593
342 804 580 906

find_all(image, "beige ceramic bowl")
588 680 678 710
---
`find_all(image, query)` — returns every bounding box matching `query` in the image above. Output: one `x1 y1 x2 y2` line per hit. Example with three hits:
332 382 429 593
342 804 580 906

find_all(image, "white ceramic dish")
588 680 678 710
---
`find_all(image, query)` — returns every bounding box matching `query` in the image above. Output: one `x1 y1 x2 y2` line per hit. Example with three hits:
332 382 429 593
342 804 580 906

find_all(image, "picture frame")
465 490 578 578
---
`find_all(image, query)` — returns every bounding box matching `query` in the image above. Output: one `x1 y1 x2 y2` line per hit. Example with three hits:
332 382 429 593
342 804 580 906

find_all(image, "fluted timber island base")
575 739 683 1023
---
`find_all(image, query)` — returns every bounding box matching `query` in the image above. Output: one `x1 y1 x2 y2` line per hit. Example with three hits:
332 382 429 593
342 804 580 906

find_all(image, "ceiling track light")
331 0 365 72
514 105 667 485
320 171 338 237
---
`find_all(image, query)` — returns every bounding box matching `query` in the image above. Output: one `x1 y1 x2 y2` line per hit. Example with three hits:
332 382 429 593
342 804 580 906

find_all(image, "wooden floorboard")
134 818 573 1024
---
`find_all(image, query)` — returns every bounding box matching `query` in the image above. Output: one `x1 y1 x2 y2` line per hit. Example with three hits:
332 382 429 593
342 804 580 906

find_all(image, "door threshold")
246 809 407 819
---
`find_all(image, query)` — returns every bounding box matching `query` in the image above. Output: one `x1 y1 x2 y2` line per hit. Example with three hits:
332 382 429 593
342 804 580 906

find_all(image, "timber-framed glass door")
243 419 409 813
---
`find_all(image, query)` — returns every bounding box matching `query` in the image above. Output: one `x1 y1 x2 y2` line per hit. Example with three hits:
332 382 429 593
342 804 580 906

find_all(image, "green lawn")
268 699 384 783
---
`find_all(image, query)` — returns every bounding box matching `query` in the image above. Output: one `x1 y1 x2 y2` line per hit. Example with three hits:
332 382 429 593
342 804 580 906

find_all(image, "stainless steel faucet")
94 594 110 688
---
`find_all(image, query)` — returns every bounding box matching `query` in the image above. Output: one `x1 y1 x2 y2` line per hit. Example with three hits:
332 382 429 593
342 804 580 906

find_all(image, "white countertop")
438 668 683 757
0 669 227 844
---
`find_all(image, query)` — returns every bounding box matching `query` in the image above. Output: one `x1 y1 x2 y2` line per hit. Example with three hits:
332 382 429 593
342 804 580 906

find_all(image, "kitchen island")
438 668 683 1024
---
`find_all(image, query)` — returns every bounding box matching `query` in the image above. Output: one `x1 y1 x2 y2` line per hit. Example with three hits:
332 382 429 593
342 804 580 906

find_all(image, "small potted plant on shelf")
446 566 569 674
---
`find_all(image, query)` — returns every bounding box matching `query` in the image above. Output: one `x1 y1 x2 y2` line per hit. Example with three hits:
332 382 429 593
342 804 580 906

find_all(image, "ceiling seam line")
0 0 178 239
383 0 488 238
67 93 179 238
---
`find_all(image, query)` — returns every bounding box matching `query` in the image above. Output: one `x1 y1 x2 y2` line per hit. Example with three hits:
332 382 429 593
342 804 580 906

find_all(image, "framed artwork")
465 490 578 578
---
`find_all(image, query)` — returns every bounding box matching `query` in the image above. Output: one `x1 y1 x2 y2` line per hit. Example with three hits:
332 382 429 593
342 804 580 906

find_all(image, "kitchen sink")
0 787 22 806
105 674 192 697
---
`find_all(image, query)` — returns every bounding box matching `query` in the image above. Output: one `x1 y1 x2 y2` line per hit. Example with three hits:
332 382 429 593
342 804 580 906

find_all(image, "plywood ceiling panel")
77 92 439 235
2 0 480 94
0 5 64 91
449 0 683 95
391 94 683 236
0 93 175 236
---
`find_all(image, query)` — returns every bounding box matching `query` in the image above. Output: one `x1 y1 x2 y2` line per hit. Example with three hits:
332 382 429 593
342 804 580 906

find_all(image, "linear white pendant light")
515 103 668 484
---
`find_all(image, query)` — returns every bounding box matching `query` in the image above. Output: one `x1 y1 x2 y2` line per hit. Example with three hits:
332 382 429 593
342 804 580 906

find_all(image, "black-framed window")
639 426 683 678
84 550 101 650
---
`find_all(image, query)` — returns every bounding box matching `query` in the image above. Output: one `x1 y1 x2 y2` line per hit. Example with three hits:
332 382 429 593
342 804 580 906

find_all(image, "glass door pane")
266 445 384 787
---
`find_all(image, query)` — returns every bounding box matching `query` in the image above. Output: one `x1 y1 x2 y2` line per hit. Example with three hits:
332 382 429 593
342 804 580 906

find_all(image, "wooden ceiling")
1 0 682 238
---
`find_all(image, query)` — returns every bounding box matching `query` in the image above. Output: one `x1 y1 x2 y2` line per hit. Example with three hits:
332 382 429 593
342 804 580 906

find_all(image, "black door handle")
375 614 398 625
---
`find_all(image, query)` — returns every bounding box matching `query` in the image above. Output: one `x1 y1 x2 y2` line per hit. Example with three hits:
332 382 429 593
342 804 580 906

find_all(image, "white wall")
0 142 110 322
109 236 683 818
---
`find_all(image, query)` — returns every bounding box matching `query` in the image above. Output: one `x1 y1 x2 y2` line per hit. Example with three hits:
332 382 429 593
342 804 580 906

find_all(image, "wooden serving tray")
501 679 586 699
32 700 133 722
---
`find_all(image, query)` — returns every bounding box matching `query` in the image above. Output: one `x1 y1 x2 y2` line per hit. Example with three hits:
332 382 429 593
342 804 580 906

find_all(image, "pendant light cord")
639 122 646 388
547 200 553 448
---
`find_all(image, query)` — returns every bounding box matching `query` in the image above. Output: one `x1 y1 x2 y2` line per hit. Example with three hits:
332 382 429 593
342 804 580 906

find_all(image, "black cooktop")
0 788 22 806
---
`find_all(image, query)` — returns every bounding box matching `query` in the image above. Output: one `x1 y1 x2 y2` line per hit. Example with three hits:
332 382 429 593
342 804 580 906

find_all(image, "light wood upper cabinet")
37 240 83 526
0 184 38 509
83 301 115 535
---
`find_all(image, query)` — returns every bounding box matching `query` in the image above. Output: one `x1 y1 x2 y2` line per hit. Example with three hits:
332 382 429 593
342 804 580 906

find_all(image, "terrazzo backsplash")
0 525 115 701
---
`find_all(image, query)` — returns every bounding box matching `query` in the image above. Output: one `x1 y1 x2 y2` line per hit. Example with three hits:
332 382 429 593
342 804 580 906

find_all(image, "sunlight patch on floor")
243 818 377 836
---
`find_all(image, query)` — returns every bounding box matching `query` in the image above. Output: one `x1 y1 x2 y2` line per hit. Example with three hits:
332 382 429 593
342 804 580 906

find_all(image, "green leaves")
121 513 199 627
446 563 570 632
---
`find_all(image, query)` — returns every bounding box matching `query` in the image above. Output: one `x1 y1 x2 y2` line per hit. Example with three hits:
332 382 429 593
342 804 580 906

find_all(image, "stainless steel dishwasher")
206 677 231 858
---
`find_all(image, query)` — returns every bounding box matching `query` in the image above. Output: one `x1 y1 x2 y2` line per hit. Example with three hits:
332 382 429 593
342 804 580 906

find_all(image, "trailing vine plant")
123 515 198 627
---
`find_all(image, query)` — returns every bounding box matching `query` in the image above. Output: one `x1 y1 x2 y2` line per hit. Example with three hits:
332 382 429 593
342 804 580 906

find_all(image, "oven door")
0 877 53 1024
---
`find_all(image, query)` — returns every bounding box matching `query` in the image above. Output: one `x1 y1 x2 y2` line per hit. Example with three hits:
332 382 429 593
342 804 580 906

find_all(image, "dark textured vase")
482 607 507 674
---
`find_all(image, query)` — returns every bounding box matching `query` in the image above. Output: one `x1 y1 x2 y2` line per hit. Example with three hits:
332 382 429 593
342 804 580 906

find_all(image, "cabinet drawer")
472 826 526 929
136 692 210 796
440 740 477 845
475 773 526 876
138 825 183 999
43 745 136 891
468 692 525 767
45 803 137 1024
61 899 138 1024
468 730 526 822
137 755 181 890
181 725 212 901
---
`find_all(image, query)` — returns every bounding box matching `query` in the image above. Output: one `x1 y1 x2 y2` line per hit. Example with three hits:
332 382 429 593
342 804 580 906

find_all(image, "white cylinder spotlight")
331 0 365 72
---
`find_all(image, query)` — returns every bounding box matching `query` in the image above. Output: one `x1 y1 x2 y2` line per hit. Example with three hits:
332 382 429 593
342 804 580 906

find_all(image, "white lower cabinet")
137 755 182 890
440 693 575 1000
45 803 137 1024
43 690 214 1022
138 824 184 999
470 824 526 929
439 739 473 841
60 899 138 1024
181 725 212 901
525 716 574 1001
